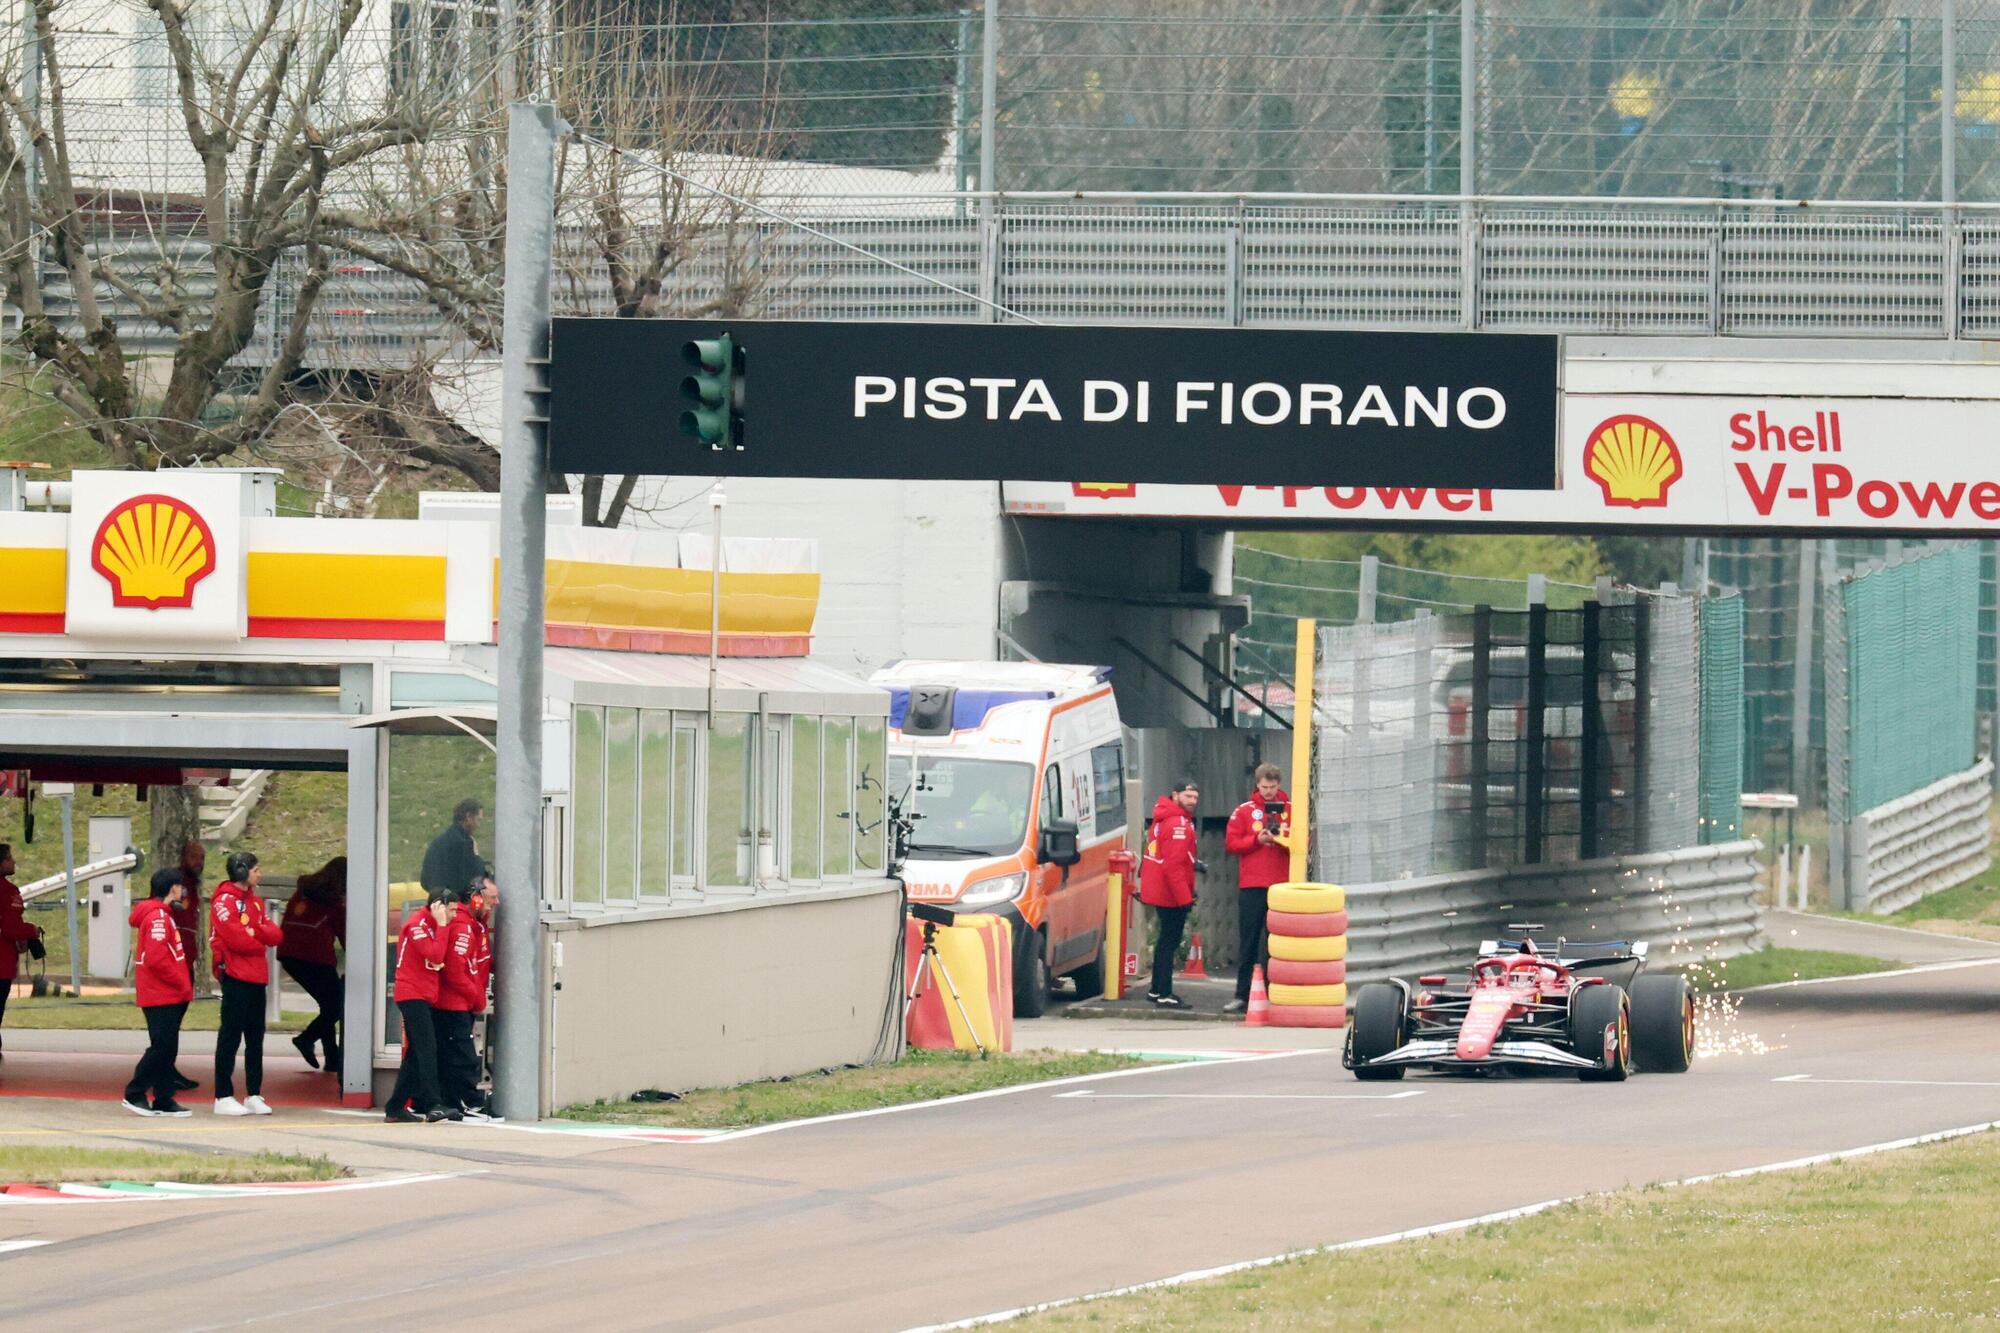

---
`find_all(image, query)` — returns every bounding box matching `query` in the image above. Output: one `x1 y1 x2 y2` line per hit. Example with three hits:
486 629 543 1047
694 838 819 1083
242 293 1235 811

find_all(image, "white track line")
1734 955 2000 992
904 1119 2000 1331
1774 1074 2000 1089
0 1172 474 1207
1053 1089 1423 1102
0 1241 49 1255
476 1049 1329 1144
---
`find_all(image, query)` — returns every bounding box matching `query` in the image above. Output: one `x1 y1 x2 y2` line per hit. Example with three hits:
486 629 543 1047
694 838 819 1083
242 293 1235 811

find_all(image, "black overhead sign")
547 318 1560 489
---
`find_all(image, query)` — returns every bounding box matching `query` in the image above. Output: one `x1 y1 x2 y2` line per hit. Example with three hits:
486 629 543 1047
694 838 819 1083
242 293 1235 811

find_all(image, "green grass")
0 1145 343 1186
1671 946 1893 992
1020 1130 2000 1329
1 995 308 1032
561 1048 1146 1130
236 770 348 878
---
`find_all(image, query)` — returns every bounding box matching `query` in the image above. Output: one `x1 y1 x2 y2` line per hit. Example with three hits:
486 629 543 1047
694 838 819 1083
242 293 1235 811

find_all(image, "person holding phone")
1223 763 1291 1015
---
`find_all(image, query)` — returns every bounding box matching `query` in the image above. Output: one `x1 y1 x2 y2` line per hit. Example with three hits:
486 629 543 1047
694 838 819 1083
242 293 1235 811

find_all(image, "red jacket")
1224 788 1292 890
0 877 40 983
132 898 194 1008
169 868 202 966
436 907 491 1012
392 908 448 1005
278 885 344 967
210 882 284 985
1139 794 1198 909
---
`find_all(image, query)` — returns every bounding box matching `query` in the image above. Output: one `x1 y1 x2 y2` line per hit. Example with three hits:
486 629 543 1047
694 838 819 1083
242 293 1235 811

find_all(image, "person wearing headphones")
385 885 455 1124
435 871 495 1120
124 869 195 1117
210 851 283 1116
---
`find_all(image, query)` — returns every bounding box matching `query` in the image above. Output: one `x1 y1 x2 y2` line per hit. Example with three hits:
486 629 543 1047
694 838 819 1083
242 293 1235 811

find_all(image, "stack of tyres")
1263 883 1347 1028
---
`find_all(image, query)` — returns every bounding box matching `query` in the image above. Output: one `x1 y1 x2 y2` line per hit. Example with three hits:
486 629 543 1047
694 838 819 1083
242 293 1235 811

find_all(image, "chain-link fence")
1313 593 1700 886
1826 543 1982 828
1698 594 1746 844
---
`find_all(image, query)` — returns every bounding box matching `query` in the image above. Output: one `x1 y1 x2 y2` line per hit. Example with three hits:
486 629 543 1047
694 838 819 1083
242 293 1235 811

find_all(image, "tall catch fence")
1825 544 1990 910
1698 594 1747 845
1312 594 1696 887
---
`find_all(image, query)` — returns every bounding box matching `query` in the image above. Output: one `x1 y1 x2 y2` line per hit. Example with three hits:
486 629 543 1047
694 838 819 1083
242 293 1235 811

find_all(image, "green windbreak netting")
1699 595 1745 843
1842 545 1980 816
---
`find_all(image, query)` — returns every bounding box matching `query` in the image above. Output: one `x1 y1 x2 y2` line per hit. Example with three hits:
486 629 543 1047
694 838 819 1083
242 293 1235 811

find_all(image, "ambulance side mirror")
1038 819 1081 868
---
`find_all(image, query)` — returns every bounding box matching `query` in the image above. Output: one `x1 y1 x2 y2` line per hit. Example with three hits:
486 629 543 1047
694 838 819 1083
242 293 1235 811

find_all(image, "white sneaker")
213 1096 250 1116
243 1095 273 1116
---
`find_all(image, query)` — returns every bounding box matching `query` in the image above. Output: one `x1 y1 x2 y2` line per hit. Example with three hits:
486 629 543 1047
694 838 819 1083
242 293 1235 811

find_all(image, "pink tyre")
1265 1005 1347 1029
1267 959 1347 987
1265 909 1348 938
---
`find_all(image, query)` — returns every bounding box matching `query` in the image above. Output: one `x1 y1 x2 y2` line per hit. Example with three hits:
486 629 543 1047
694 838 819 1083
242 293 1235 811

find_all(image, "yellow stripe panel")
0 548 64 613
539 560 818 636
247 552 447 623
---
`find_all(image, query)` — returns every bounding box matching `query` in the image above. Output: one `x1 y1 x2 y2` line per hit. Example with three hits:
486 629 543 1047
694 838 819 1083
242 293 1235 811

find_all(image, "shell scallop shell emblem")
90 494 218 610
1071 482 1137 499
1583 415 1683 509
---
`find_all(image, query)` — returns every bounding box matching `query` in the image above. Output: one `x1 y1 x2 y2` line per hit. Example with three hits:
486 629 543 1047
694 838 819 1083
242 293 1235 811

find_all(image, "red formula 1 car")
1343 927 1695 1082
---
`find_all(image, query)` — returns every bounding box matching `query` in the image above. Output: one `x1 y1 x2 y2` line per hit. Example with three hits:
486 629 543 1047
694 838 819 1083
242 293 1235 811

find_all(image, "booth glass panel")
790 715 821 882
671 721 697 892
705 713 752 890
823 717 854 880
639 710 673 899
572 705 605 905
603 707 639 904
384 730 495 1052
856 717 888 873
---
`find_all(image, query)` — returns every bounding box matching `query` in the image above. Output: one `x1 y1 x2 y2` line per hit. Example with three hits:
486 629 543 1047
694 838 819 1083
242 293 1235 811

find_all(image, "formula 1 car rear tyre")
1630 973 1695 1073
1350 983 1407 1081
1571 983 1631 1082
1015 929 1051 1019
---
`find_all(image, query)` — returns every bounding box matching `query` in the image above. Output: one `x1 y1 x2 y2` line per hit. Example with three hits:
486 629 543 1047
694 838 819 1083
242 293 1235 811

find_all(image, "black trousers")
389 999 441 1113
127 1002 187 1105
1235 887 1271 1001
434 1009 480 1109
280 958 343 1058
1151 904 1190 998
214 975 266 1100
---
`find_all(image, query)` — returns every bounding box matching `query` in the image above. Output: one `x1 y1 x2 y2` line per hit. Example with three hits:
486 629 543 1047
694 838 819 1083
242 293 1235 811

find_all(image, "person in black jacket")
420 799 483 896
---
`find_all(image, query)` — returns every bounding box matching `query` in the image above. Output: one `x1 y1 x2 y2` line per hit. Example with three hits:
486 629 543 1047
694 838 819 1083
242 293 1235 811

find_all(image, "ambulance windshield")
890 755 1035 858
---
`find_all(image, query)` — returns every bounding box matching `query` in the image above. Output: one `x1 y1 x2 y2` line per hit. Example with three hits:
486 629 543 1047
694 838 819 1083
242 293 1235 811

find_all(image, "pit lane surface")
9 960 1998 1331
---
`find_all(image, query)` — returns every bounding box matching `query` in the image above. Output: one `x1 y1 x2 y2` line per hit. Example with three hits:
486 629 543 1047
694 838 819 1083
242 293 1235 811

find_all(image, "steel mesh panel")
1645 594 1702 852
1242 205 1462 328
1477 207 1714 333
1720 214 1946 336
1698 595 1747 845
998 204 1233 324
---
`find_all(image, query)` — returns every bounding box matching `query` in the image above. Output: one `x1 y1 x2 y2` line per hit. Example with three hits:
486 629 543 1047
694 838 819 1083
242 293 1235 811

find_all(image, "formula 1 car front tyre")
1630 973 1695 1073
1571 983 1632 1082
1349 983 1407 1081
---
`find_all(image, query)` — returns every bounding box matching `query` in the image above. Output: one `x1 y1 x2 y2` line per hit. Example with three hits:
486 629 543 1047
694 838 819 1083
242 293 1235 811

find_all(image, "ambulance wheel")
1014 929 1051 1018
1069 947 1105 1001
1350 983 1407 1081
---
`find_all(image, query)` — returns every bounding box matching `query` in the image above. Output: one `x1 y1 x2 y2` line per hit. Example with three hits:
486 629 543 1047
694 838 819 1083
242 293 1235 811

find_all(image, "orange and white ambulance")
872 661 1128 1017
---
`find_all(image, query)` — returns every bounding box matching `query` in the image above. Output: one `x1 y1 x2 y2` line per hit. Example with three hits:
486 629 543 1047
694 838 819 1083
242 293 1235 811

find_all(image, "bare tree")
0 0 507 471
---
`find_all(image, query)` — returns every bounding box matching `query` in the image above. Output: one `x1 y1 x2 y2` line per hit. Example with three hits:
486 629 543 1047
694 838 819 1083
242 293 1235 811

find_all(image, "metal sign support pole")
60 793 78 995
494 101 558 1123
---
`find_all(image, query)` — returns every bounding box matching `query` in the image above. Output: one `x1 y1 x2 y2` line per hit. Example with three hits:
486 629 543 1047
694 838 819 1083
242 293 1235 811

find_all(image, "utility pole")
494 102 559 1123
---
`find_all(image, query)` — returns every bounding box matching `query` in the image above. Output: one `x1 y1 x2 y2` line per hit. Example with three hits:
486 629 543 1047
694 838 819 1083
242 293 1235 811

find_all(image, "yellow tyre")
1268 931 1348 963
1268 982 1347 1007
1267 883 1346 914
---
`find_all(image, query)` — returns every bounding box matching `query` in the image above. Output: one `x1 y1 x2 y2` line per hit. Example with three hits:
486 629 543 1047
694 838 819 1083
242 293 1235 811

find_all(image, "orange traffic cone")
1182 932 1208 979
1245 965 1270 1027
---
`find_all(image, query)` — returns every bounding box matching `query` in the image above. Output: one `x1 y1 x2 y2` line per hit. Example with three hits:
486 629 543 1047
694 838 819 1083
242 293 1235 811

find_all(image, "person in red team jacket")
385 886 454 1123
435 871 496 1120
1223 763 1291 1014
279 856 346 1074
125 870 195 1117
0 843 46 1055
210 852 284 1116
1138 779 1203 1010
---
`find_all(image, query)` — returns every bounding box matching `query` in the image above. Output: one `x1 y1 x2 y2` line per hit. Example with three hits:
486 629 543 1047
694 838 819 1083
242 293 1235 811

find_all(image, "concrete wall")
543 881 904 1110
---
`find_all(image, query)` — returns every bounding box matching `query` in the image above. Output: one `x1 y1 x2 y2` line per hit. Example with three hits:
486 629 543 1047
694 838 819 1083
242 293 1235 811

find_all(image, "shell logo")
1071 482 1137 499
90 494 218 610
1583 415 1683 509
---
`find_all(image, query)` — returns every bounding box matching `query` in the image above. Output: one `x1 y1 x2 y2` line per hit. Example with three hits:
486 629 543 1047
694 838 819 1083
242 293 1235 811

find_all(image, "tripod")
905 911 988 1058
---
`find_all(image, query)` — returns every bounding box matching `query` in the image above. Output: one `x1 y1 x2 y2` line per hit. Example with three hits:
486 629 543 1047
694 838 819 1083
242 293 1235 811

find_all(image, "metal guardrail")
1839 759 1994 915
1342 839 1766 985
24 194 2000 368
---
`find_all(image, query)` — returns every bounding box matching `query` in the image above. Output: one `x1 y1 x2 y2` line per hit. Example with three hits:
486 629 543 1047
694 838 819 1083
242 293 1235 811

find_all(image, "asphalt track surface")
8 959 1999 1331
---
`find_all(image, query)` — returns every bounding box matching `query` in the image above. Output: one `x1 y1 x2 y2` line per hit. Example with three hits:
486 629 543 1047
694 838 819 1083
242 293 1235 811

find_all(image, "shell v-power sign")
547 319 1561 489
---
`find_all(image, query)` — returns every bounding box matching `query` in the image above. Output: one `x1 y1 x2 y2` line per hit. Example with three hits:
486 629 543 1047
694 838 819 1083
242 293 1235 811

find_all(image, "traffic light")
679 333 744 449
